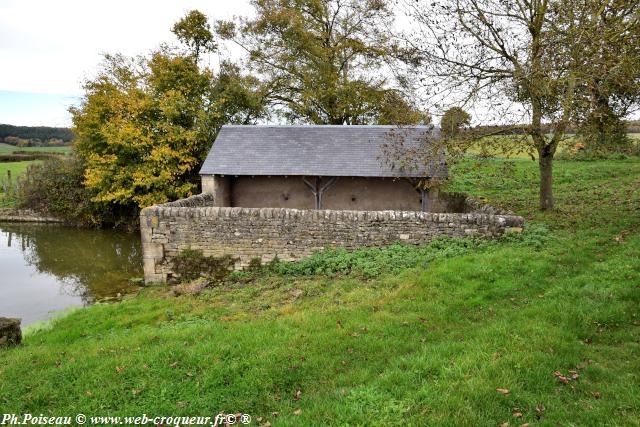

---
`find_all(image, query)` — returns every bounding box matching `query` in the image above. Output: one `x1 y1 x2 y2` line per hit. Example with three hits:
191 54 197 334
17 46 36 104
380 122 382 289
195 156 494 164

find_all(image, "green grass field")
0 157 639 426
0 142 72 154
467 132 640 159
0 161 39 207
0 143 70 206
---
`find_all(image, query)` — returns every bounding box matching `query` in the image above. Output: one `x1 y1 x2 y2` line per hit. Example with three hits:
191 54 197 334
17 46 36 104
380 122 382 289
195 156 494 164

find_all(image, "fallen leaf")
259 422 271 427
500 423 509 427
513 412 523 418
336 320 343 329
293 409 302 416
294 389 302 400
176 401 187 408
535 404 545 417
170 361 179 368
519 424 529 427
115 366 124 374
271 412 279 417
496 388 510 395
592 391 601 399
553 371 570 384
347 348 353 353
85 391 93 397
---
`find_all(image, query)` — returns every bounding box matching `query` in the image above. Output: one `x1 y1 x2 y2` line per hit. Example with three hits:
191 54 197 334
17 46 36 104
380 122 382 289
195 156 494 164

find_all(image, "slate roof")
200 125 447 178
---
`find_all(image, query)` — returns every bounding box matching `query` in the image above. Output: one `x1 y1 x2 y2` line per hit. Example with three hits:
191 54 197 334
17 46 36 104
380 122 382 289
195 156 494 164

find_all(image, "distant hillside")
0 124 74 147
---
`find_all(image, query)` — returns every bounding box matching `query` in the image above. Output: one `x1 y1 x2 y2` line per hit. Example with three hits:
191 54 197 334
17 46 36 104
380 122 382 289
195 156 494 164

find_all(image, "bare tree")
405 0 640 210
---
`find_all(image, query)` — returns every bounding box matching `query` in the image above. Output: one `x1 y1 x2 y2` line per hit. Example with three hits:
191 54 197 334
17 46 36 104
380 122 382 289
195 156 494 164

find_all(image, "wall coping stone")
142 203 524 227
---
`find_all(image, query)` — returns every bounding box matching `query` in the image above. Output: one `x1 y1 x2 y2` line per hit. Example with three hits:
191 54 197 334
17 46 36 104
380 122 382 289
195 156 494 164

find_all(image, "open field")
466 132 640 159
0 160 35 177
0 142 72 155
0 161 38 207
1 156 639 425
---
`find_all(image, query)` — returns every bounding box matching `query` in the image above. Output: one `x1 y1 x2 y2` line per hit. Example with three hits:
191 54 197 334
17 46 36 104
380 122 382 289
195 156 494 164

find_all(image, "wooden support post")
420 189 428 212
303 177 338 209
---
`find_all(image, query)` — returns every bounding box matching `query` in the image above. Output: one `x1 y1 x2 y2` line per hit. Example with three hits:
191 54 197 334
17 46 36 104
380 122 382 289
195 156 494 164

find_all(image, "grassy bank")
1 157 639 426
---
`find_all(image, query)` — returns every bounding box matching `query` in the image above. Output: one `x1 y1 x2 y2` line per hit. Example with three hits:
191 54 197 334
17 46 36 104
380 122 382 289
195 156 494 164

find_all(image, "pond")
0 223 142 326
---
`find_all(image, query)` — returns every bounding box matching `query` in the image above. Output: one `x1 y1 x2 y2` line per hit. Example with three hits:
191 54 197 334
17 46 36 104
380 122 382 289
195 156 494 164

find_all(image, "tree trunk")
539 152 554 211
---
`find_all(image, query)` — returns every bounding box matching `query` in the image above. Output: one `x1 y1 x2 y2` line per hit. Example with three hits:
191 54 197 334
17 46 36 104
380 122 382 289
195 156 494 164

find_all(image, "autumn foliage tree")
218 0 425 125
69 11 265 219
172 10 217 61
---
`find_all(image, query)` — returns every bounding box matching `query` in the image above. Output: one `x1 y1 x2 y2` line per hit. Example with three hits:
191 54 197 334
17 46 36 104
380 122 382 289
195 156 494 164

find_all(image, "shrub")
17 157 99 225
246 257 263 272
557 135 640 161
172 249 237 283
17 156 139 227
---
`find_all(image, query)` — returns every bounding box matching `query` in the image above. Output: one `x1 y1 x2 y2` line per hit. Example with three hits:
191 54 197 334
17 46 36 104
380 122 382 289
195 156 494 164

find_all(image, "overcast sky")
0 0 253 126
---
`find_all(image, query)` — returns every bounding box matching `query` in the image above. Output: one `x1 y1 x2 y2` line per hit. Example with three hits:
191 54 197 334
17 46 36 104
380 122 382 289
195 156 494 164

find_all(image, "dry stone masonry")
141 193 524 283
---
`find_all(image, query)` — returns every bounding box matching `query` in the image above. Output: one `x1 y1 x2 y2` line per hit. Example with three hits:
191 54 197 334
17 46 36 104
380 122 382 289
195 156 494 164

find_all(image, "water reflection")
0 223 142 325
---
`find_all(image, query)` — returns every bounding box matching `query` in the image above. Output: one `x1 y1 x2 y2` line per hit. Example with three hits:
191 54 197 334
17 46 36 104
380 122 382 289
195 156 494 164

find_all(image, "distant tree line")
0 124 74 146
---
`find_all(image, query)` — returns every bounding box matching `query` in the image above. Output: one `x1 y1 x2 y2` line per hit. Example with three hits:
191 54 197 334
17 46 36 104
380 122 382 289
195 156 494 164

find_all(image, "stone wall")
0 208 64 223
140 194 524 283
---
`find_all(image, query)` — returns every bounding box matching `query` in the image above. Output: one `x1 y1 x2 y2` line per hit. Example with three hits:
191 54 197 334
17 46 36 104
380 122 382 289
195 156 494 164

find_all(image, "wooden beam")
420 189 428 212
303 177 338 209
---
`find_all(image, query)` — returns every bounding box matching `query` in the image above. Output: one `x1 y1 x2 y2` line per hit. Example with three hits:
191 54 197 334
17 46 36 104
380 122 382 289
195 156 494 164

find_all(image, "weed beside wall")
172 249 236 283
230 224 551 280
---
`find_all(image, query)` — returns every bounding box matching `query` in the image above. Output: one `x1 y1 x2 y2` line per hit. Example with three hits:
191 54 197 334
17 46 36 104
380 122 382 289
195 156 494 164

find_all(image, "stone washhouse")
141 125 524 283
